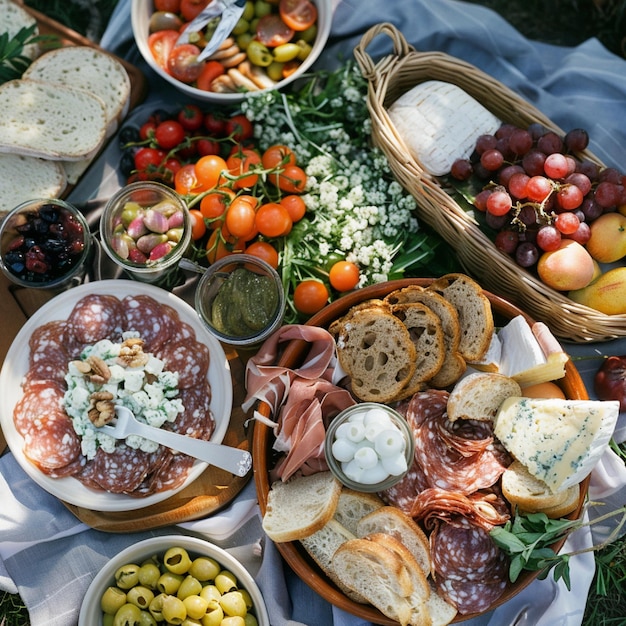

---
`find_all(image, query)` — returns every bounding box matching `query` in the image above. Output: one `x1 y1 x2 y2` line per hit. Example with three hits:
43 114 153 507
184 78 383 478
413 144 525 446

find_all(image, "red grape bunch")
450 123 626 270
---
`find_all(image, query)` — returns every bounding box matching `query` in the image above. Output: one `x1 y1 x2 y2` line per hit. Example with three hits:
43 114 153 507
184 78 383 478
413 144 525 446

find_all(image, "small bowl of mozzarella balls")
79 535 270 626
324 403 415 493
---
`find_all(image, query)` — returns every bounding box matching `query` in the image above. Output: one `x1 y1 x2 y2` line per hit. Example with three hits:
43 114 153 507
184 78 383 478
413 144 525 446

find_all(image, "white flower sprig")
242 61 448 321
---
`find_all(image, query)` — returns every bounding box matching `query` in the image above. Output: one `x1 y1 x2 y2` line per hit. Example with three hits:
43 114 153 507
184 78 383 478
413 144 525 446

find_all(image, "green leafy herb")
491 505 626 590
0 25 57 85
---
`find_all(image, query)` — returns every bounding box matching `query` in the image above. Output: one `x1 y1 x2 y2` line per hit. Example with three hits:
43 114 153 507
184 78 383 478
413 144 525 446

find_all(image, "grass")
3 1 626 625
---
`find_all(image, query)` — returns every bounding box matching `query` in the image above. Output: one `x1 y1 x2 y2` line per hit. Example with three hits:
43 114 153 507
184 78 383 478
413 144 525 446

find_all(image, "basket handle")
354 22 414 84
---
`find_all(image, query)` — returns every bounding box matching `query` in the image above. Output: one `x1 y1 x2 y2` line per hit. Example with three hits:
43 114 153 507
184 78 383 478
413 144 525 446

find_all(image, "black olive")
120 151 136 176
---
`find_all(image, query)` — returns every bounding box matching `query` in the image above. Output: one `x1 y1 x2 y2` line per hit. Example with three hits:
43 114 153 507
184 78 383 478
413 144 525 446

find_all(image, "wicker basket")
354 22 626 343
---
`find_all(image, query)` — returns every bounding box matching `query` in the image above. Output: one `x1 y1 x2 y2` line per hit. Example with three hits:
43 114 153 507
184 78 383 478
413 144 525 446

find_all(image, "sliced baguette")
331 538 414 626
356 506 431 577
0 79 107 161
391 302 445 399
333 489 385 535
427 273 494 362
262 471 342 542
425 583 458 626
447 372 522 422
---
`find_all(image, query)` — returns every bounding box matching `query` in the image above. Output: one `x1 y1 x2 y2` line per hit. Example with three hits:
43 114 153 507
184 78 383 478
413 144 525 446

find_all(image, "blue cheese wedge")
494 396 619 492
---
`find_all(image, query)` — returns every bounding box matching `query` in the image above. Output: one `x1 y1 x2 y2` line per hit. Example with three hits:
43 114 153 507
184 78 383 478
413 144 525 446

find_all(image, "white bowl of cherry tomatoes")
131 0 332 103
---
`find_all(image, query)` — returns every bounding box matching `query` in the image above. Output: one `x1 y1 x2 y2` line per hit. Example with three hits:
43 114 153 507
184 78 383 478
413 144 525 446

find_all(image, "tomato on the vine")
134 147 165 171
174 163 201 195
224 114 254 142
276 164 307 193
154 120 186 150
204 112 227 136
189 209 207 240
195 154 228 190
279 0 317 31
177 104 204 131
205 226 245 264
148 30 179 71
246 241 279 269
163 157 183 180
255 202 293 238
262 144 296 170
196 138 221 157
200 188 235 225
293 280 329 315
329 260 360 292
227 149 262 189
139 120 156 141
225 195 258 238
280 194 306 222
167 44 204 83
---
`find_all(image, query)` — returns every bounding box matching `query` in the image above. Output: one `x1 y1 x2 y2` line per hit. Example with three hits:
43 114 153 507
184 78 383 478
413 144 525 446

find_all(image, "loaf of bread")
447 372 522 422
427 273 494 362
262 471 342 542
0 79 107 161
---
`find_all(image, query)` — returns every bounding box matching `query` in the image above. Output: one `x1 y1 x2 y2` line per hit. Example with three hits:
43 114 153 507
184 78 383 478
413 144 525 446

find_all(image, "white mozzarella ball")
381 453 409 476
332 438 358 463
364 421 388 442
342 421 365 443
363 407 393 427
374 428 406 457
359 462 390 485
342 459 366 483
353 446 379 469
347 411 365 424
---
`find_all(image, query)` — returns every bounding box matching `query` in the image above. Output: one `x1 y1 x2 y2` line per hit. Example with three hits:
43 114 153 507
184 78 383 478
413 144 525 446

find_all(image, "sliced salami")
380 460 429 514
29 320 70 354
157 338 210 389
23 410 81 471
68 294 125 344
123 295 175 351
13 380 66 436
85 444 154 494
172 384 215 440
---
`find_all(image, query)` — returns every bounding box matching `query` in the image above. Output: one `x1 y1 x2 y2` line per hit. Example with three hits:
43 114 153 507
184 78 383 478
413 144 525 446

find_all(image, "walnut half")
87 391 115 427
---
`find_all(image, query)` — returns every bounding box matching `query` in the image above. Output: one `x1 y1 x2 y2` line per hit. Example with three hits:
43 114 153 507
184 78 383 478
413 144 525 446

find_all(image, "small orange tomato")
276 164 307 193
245 240 279 269
280 194 306 222
255 202 293 238
226 149 262 189
262 144 297 170
199 188 235 226
188 208 207 240
205 226 245 264
329 260 360 292
293 280 329 315
174 163 201 195
195 154 228 190
225 195 257 239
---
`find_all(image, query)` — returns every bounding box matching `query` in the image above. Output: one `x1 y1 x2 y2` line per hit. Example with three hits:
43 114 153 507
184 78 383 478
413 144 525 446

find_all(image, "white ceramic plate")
0 280 233 512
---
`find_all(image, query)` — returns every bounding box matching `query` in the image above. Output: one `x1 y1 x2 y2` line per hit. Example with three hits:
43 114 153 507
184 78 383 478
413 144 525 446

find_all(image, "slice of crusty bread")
447 372 522 422
23 46 131 132
386 285 466 388
426 583 458 626
1 0 39 60
501 460 579 516
427 273 494 362
391 302 445 399
262 471 343 543
332 307 417 403
331 538 414 625
356 506 431 577
0 153 66 216
539 483 580 519
0 78 107 161
333 489 385 535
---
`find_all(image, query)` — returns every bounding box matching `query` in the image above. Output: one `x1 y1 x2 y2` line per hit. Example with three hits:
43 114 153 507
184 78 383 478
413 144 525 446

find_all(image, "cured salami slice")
173 384 214 440
84 444 154 494
13 380 66 436
157 339 210 389
123 295 175 351
22 410 81 472
68 294 125 344
27 321 71 383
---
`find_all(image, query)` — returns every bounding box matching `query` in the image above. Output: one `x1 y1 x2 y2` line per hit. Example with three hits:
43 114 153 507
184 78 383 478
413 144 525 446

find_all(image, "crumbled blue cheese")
63 337 184 460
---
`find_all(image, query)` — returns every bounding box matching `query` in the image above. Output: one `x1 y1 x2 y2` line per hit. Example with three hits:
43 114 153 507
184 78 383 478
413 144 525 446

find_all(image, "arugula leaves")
491 506 626 591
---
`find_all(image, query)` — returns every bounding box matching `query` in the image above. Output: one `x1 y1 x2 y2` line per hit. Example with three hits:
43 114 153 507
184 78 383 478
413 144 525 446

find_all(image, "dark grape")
485 210 509 230
499 164 524 187
480 149 504 171
576 159 600 181
564 128 589 152
580 196 603 221
450 158 473 181
474 189 492 212
515 242 540 267
522 149 547 177
495 123 517 139
475 134 497 154
508 128 533 156
536 225 562 251
517 205 538 226
569 221 591 245
537 131 564 155
565 172 592 196
599 167 622 185
495 230 519 254
595 181 621 208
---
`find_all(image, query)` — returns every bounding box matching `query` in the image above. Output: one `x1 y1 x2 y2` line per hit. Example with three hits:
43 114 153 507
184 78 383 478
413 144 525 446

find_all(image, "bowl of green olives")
131 0 333 104
79 535 270 626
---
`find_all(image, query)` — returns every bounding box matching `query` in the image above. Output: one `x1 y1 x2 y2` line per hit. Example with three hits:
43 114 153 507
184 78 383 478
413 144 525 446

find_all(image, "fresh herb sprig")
0 24 55 85
491 504 626 590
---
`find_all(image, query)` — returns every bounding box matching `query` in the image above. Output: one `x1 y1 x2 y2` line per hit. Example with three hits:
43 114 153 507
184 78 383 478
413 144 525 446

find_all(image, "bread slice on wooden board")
391 302 445 399
1 0 39 60
0 79 107 161
331 538 414 626
447 372 522 422
262 471 342 543
501 460 579 516
425 583 458 626
331 307 417 403
333 489 385 535
427 273 494 362
538 482 580 519
22 46 132 134
0 153 66 216
385 285 466 388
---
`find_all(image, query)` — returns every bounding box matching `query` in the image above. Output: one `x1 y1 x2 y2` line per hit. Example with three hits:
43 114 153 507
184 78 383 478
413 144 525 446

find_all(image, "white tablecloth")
2 1 626 625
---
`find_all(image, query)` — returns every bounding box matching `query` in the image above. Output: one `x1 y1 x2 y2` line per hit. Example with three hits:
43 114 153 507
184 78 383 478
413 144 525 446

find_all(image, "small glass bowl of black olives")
0 198 92 289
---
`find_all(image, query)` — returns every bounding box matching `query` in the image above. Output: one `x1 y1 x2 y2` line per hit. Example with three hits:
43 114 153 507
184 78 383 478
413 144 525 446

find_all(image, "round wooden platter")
63 349 253 533
253 278 590 625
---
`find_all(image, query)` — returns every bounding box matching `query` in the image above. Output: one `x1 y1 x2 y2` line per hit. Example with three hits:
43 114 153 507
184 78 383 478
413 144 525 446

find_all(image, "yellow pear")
537 239 595 291
568 267 626 315
585 212 626 263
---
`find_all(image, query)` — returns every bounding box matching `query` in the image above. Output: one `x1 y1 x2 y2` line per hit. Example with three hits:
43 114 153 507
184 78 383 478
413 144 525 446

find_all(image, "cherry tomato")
255 202 293 238
204 112 227 136
180 0 210 21
224 114 254 142
196 59 225 91
261 144 297 170
329 260 360 292
225 195 258 238
280 194 306 222
148 30 179 71
279 0 317 31
205 226 245 264
139 120 157 141
276 164 307 193
196 138 220 156
177 104 204 131
245 241 279 269
174 163 201 194
154 119 186 149
155 0 181 11
293 280 329 315
163 157 183 180
227 149 262 189
167 44 203 83
134 147 165 171
200 188 235 225
195 154 228 190
189 209 207 240
281 59 300 78
256 14 295 47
